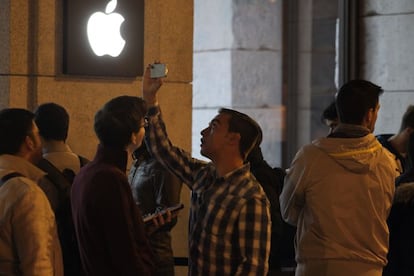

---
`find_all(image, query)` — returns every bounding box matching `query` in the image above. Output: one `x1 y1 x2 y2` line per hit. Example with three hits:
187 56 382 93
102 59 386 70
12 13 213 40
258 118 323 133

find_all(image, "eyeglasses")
140 117 149 128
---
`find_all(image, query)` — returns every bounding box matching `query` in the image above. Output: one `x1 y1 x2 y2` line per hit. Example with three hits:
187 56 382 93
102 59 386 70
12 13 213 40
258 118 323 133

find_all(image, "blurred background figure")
34 102 88 176
320 101 338 135
247 144 295 276
129 144 183 276
376 105 414 175
34 102 88 276
383 132 414 275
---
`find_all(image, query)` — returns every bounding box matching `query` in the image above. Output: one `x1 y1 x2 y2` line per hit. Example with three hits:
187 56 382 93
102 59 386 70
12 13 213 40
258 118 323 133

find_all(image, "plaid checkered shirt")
145 106 271 275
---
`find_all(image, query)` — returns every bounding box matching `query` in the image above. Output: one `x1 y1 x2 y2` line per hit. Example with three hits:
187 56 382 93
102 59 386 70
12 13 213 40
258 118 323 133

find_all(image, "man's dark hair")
400 105 414 131
94 96 147 149
320 101 338 123
34 103 69 141
219 108 262 161
335 80 383 125
0 108 35 155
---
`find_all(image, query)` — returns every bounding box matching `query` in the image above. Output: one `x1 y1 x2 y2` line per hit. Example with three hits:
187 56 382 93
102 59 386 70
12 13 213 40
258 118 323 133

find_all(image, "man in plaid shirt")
142 65 271 275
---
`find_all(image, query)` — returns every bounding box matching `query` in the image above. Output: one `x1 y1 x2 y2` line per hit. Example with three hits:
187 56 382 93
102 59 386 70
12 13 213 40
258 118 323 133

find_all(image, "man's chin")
200 150 209 159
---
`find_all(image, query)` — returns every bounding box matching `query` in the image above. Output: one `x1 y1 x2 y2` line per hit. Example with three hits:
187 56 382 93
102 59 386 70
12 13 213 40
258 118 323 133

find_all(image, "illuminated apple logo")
87 0 125 57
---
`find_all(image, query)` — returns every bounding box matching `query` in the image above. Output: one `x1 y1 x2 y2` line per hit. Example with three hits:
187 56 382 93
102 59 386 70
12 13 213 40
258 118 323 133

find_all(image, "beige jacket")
0 154 63 276
280 132 398 274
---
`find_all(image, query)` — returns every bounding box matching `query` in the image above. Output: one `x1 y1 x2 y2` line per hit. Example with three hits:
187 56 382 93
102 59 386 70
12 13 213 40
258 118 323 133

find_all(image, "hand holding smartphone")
150 63 168 78
143 203 184 223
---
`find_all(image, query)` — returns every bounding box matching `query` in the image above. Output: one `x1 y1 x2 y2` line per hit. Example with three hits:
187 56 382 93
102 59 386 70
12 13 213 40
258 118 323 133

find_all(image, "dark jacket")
247 146 285 269
383 182 414 276
377 134 407 174
71 145 154 276
129 145 182 275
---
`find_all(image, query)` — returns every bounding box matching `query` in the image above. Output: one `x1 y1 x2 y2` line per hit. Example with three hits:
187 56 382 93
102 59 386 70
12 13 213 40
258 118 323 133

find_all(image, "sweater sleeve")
145 106 206 189
280 147 308 226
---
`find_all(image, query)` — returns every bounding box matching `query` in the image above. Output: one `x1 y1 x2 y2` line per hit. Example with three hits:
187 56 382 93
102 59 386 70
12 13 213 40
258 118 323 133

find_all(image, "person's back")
0 108 63 275
383 182 414 276
280 80 398 276
288 136 395 270
71 96 154 275
34 102 88 275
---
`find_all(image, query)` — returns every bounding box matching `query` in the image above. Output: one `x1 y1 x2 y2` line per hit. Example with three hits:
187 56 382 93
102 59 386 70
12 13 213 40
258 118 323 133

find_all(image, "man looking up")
280 80 399 276
142 64 271 275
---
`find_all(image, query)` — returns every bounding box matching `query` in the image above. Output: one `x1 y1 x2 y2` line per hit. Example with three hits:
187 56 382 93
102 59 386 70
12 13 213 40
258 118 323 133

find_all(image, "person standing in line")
320 100 338 135
376 105 414 175
280 80 399 276
142 64 271 275
383 131 414 275
129 143 182 276
246 143 285 275
71 96 156 275
0 108 63 275
34 102 89 176
34 102 89 276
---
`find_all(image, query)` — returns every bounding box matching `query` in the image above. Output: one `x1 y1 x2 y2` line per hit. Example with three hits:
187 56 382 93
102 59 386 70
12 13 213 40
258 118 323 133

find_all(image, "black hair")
34 102 69 141
94 96 147 149
0 108 35 154
320 101 338 123
218 108 262 161
400 105 414 131
335 80 383 125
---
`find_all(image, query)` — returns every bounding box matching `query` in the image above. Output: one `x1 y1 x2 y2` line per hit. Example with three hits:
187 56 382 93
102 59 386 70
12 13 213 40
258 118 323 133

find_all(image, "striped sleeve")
145 106 205 189
236 197 271 275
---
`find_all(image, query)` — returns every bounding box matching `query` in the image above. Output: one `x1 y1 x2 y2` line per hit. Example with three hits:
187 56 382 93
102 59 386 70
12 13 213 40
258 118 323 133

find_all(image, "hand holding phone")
143 203 184 223
150 63 168 78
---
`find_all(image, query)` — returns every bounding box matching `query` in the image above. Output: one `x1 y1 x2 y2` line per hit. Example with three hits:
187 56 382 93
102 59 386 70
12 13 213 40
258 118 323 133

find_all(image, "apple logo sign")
87 0 125 57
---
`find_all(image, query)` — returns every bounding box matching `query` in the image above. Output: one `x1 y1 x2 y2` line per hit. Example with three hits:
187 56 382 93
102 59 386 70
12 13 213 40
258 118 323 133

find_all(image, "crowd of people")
0 65 411 276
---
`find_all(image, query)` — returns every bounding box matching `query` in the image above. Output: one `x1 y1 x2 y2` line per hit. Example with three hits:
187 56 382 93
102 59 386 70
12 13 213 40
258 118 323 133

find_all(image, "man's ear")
406 126 414 135
25 135 35 151
363 108 374 127
130 132 137 145
227 132 241 145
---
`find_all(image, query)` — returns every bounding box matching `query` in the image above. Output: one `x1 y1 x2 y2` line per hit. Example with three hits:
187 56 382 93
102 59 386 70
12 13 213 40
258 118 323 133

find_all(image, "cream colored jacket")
280 132 398 272
0 154 63 276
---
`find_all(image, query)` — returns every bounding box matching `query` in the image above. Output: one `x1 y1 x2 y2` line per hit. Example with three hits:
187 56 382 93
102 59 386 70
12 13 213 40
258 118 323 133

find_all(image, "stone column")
193 0 283 167
361 1 414 134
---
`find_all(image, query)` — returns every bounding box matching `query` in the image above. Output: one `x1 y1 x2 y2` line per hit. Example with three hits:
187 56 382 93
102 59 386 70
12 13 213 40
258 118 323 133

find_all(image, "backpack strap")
78 155 89 167
0 172 23 188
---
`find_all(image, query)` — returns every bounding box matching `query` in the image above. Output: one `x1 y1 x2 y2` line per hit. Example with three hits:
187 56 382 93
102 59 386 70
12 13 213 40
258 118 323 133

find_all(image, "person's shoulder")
78 155 90 167
241 173 270 200
394 182 414 205
3 174 46 200
294 141 325 161
376 133 394 147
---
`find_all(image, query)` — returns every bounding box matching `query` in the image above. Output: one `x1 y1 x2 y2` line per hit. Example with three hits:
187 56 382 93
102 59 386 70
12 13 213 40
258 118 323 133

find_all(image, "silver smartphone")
143 203 184 223
150 63 168 78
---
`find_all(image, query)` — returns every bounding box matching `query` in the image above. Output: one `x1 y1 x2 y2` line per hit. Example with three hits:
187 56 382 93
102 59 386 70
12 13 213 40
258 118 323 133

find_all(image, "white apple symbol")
87 0 125 57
